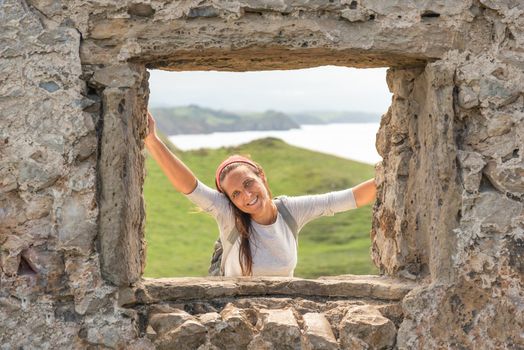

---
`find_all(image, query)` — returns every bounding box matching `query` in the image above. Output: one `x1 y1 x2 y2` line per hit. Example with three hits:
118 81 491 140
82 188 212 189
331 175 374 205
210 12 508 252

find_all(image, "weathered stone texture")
339 305 396 349
372 59 461 282
120 275 416 305
30 0 486 70
301 312 338 350
396 52 524 349
373 50 523 348
1 0 523 348
0 0 145 348
88 62 148 286
130 284 407 350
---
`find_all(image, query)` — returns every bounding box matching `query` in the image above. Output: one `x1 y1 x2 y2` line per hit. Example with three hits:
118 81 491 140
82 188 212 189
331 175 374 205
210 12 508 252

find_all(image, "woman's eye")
246 180 254 187
232 192 239 198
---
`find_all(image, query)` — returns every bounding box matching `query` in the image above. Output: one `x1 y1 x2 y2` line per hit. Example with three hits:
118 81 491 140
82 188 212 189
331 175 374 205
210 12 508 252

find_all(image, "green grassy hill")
143 137 378 278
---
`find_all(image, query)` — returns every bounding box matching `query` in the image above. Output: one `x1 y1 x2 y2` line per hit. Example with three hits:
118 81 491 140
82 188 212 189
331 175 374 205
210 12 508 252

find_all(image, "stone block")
97 66 148 286
208 303 256 349
0 235 27 277
91 64 142 88
340 8 373 22
458 86 480 109
467 191 523 234
375 303 404 327
479 76 521 108
62 255 113 315
84 315 137 349
127 338 156 350
457 150 485 193
57 193 97 254
340 335 368 350
155 320 207 350
25 193 53 221
0 192 27 228
484 159 524 195
146 325 157 340
149 309 194 335
135 276 415 305
301 312 338 350
73 286 115 316
0 165 18 193
339 305 396 350
248 335 275 350
0 296 22 313
18 159 62 192
117 286 137 307
198 311 221 327
259 308 301 350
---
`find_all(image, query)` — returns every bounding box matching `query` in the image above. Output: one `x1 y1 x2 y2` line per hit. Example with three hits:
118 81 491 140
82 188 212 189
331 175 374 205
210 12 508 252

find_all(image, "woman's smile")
247 196 258 206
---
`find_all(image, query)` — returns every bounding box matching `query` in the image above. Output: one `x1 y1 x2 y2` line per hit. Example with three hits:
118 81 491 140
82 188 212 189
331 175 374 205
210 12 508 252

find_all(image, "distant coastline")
150 105 382 135
168 123 382 165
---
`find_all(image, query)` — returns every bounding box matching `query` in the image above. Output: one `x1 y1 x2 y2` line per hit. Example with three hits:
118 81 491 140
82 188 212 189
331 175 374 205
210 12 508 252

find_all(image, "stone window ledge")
119 275 419 307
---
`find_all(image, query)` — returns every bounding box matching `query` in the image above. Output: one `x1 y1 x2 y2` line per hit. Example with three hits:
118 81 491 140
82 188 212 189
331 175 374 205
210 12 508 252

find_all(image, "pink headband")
215 155 258 193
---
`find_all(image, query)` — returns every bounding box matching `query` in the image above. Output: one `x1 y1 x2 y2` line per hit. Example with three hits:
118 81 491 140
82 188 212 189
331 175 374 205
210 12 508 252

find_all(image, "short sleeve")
184 180 235 231
282 188 357 231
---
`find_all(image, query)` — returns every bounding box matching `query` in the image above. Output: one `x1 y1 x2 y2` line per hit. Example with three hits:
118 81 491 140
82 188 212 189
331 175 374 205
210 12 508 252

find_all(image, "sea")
168 123 382 165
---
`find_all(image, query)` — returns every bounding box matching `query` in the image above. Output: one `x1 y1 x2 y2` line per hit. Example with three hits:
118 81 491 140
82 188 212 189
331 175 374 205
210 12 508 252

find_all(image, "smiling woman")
145 111 377 277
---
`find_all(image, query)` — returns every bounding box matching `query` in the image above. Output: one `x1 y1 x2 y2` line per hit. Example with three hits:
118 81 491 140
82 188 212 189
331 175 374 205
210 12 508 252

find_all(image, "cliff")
151 105 300 134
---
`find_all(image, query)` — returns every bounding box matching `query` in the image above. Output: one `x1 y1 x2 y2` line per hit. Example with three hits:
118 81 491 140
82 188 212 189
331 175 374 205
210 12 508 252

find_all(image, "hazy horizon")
150 104 383 116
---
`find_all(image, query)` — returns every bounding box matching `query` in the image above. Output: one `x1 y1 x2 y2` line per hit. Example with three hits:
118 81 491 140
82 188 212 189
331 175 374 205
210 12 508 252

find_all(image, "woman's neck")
251 201 278 225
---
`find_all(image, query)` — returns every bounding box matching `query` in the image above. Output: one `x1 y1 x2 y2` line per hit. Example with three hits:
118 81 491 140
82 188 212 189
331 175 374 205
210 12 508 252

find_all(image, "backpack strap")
216 197 297 275
208 238 223 276
274 197 298 241
218 227 240 275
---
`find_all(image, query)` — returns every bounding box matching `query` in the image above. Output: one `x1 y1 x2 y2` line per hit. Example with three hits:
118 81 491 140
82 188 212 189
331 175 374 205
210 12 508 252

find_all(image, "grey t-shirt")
185 180 357 277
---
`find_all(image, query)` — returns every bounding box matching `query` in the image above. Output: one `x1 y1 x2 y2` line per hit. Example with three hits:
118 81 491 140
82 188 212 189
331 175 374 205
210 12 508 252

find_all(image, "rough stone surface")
373 61 461 282
211 303 256 349
301 312 338 350
92 62 148 286
127 295 404 349
149 308 194 335
339 305 397 349
1 0 523 348
257 308 302 349
154 319 207 350
395 51 524 350
0 0 139 348
121 275 416 304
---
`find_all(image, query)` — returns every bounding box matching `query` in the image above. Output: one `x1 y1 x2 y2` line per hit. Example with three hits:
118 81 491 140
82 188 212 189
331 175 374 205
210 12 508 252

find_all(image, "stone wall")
373 51 524 348
396 52 524 350
121 276 416 350
1 0 523 348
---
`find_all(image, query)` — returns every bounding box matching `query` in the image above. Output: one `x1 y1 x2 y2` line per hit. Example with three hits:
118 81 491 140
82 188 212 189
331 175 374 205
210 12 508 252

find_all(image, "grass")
143 137 379 278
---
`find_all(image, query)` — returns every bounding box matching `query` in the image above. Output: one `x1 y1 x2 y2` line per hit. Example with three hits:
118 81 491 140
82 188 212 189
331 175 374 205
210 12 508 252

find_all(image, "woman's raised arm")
352 178 377 208
144 111 198 194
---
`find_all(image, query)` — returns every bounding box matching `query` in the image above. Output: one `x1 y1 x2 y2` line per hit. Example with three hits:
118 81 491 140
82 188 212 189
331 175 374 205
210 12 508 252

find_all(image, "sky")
148 66 392 114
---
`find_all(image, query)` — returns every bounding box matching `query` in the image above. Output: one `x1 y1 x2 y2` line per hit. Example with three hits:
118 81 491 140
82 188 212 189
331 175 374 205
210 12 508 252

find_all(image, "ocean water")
168 123 382 165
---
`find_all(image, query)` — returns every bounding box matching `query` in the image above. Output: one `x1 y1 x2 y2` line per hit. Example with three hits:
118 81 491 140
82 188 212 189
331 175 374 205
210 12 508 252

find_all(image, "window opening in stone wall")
143 66 390 278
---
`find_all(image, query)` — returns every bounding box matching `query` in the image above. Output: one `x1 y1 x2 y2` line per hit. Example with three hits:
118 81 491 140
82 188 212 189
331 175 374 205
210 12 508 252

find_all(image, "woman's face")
220 165 271 215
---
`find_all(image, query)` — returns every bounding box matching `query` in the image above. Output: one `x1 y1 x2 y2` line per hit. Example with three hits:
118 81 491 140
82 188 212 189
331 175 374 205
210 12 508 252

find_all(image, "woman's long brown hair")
218 160 271 276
